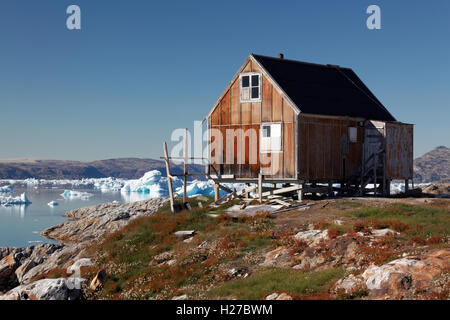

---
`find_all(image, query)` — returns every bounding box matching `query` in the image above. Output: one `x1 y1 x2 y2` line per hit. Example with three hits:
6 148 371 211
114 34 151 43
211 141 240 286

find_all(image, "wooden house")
204 54 413 198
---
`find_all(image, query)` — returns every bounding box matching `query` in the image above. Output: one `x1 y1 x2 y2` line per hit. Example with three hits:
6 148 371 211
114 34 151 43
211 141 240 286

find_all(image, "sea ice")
176 179 245 198
120 170 181 198
61 190 94 200
48 201 59 207
0 193 31 206
0 185 13 193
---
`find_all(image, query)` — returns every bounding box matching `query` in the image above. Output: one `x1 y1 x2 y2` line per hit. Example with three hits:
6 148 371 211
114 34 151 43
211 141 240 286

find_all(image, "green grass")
206 267 346 300
333 200 364 210
345 203 450 238
91 199 279 299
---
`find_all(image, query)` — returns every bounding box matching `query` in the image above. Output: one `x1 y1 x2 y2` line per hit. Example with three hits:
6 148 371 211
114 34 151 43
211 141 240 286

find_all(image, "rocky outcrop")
0 278 84 300
335 249 450 299
0 244 63 293
0 254 19 291
90 269 107 291
41 198 169 243
421 184 450 197
293 229 329 246
0 198 169 299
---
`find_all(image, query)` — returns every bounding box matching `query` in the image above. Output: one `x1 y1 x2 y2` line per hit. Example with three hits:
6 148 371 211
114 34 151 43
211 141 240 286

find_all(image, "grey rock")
0 278 85 300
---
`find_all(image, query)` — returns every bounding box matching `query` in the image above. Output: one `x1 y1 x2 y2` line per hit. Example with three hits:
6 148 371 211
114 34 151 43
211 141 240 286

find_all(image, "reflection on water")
1 204 28 219
0 186 155 247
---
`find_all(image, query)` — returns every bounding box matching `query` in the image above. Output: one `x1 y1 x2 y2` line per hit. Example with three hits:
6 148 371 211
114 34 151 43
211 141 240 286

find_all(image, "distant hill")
0 158 204 180
414 146 450 183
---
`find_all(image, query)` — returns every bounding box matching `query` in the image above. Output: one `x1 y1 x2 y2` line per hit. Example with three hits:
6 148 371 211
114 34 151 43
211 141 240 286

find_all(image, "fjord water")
0 186 154 247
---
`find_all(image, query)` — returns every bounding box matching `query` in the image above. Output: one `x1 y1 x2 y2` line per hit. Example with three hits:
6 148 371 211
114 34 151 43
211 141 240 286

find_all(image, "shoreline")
0 197 169 298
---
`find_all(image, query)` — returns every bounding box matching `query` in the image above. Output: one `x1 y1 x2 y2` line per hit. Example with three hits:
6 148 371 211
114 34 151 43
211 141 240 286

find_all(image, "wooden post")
373 155 377 196
183 128 188 204
163 142 175 213
382 152 386 196
328 181 333 197
258 173 263 203
244 183 250 199
214 183 219 202
297 184 303 202
404 179 409 194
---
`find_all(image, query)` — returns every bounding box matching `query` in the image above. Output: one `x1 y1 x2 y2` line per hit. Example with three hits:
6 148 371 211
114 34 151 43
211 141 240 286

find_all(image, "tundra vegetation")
27 196 450 300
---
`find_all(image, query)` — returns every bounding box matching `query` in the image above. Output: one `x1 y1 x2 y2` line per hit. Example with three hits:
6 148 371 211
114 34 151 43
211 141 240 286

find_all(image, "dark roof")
252 54 396 121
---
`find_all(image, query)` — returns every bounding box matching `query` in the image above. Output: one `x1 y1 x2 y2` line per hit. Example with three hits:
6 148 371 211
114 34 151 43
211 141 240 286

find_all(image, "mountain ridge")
0 157 204 180
414 146 449 184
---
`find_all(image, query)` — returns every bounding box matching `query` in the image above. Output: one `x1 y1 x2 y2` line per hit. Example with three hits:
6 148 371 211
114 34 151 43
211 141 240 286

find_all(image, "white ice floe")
0 193 31 206
2 170 245 202
0 185 13 193
47 201 59 207
93 177 125 192
60 190 94 200
176 179 245 198
1 177 127 191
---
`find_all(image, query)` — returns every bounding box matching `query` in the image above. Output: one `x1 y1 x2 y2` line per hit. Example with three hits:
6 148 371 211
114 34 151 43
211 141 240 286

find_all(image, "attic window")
240 73 261 102
261 123 282 153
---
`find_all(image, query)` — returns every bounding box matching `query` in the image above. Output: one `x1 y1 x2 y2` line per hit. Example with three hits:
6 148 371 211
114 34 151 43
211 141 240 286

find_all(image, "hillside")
0 158 204 180
1 197 448 300
414 146 450 183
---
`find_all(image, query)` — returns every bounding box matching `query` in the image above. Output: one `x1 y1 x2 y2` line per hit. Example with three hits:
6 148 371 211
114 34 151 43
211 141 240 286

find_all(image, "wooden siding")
208 59 297 180
385 123 414 179
297 115 363 181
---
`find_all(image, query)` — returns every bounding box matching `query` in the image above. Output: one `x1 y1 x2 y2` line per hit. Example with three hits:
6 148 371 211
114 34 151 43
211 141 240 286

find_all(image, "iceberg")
120 170 180 198
119 170 244 199
0 193 31 206
61 190 94 200
176 179 245 198
93 177 125 192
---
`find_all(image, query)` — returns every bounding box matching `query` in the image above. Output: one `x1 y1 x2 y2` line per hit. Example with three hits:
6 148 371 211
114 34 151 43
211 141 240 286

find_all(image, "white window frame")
260 122 283 153
348 126 357 143
240 72 262 103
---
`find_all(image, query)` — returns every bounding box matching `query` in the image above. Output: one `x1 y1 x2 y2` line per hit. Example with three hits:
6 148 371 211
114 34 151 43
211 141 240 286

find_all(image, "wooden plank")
251 102 261 123
230 81 240 125
262 75 272 122
283 123 294 177
241 103 251 124
258 173 263 202
214 185 257 205
211 106 220 126
208 174 235 179
272 88 282 122
261 185 302 197
220 90 230 125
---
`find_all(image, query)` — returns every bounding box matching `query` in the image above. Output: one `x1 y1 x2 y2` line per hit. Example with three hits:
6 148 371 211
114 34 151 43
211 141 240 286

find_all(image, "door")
364 121 385 165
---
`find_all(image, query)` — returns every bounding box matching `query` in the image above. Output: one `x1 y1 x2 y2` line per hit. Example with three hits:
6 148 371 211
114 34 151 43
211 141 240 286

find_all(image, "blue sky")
0 0 448 160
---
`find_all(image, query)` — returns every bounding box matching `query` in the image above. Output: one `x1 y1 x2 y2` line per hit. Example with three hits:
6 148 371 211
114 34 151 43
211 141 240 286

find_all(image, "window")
261 123 282 153
348 126 357 143
240 73 261 102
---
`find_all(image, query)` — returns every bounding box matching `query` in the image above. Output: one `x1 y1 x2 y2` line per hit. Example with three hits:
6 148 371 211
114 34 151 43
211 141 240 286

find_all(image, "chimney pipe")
278 53 284 59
